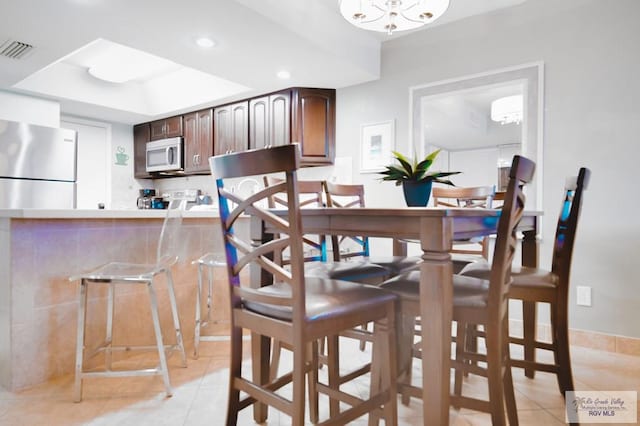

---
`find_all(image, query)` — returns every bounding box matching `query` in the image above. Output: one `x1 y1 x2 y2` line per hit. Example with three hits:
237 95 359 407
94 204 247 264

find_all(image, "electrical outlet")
576 285 592 307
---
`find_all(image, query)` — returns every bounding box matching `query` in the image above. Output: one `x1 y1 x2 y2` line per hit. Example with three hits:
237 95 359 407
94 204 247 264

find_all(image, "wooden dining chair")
263 176 392 390
263 176 327 263
324 181 421 276
460 167 591 395
210 144 398 426
380 155 536 426
432 185 497 267
263 177 391 285
323 181 420 352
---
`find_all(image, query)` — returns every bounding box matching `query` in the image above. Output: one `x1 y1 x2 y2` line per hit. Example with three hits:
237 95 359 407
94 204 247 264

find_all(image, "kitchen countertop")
0 207 221 219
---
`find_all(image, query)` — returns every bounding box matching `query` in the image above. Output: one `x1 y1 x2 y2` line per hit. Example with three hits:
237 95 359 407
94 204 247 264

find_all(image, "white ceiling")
0 0 525 125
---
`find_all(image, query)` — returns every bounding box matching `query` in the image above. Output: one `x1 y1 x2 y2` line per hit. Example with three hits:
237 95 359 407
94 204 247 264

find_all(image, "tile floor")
0 338 638 425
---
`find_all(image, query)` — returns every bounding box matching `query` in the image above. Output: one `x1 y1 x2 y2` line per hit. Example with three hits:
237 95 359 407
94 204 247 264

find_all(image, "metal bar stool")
192 252 226 359
69 200 187 402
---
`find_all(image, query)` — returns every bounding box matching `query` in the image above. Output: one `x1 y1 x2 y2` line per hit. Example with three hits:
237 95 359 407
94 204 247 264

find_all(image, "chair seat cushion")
459 261 558 289
367 256 421 275
243 277 397 322
70 262 161 281
380 271 489 308
305 261 391 284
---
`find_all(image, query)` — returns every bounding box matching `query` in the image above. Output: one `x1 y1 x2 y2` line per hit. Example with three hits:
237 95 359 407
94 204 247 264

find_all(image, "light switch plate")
576 285 592 307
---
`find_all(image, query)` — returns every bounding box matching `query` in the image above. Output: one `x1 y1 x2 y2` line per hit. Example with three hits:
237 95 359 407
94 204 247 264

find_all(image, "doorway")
410 63 543 209
61 117 111 209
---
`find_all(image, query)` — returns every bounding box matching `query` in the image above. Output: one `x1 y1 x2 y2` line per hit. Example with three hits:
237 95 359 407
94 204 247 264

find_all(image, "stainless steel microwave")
146 137 183 173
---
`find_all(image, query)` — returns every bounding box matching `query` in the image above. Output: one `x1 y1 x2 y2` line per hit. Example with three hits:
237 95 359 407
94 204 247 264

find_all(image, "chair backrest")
432 185 496 208
551 167 591 286
210 144 307 323
263 176 327 262
156 199 187 268
488 155 536 316
323 182 370 261
264 176 324 209
433 185 497 258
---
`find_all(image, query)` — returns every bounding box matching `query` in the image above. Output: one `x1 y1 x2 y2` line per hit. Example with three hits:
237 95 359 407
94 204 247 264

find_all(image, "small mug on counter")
151 197 168 209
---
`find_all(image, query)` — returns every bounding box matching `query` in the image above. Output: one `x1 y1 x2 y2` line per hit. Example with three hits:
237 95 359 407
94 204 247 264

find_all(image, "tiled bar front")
0 210 245 391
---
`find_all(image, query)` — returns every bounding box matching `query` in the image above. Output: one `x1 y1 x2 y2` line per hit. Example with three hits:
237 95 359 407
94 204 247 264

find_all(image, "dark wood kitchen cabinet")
291 88 335 165
249 90 291 150
249 88 335 165
214 101 248 155
183 108 213 174
149 115 183 140
133 87 335 178
133 123 152 179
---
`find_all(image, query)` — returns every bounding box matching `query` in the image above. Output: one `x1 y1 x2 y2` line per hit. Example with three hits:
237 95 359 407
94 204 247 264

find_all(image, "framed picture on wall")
360 120 395 173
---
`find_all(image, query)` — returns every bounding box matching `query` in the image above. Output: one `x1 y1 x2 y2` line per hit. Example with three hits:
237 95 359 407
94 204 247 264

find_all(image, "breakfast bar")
0 208 244 391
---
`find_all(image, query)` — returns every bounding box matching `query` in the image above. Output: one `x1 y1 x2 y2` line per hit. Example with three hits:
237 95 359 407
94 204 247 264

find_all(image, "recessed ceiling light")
195 37 215 48
277 70 291 80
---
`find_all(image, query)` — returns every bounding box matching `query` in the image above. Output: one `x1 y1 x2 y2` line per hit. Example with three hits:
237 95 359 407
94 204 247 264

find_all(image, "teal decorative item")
115 146 129 166
402 180 433 207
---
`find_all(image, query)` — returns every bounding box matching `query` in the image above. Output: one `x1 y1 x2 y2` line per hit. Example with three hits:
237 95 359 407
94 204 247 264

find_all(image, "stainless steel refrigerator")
0 119 77 208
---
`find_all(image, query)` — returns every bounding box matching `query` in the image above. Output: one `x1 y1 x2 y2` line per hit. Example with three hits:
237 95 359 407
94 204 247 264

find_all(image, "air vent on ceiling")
0 39 35 60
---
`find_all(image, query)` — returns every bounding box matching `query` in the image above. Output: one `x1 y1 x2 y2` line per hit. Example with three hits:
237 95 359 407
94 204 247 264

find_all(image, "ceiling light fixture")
195 37 215 48
339 0 450 35
491 95 523 125
86 42 180 84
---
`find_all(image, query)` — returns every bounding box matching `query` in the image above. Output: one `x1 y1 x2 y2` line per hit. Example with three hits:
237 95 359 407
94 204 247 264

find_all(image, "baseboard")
508 319 640 357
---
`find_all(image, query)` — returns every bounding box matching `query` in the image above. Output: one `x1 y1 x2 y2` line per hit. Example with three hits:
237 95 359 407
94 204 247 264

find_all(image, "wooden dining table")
250 206 541 425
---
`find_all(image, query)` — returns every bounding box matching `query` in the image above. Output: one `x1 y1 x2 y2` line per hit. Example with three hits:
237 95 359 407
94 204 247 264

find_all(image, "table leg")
419 218 453 425
521 228 538 268
392 238 407 257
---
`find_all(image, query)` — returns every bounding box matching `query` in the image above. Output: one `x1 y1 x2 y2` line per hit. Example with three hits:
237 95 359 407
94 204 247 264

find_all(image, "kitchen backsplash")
152 156 353 207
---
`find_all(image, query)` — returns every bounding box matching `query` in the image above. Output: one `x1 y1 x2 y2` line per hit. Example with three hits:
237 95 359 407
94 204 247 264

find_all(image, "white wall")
110 122 146 209
337 0 640 338
0 90 60 127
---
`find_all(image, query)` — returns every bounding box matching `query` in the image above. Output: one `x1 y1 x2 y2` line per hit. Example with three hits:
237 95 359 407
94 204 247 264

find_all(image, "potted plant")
379 149 460 206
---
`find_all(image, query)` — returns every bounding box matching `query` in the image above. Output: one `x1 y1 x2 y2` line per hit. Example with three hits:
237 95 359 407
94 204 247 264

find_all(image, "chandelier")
490 95 523 125
339 0 450 35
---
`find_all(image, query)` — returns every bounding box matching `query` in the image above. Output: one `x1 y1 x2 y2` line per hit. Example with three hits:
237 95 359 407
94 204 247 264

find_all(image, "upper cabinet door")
184 109 213 173
270 91 291 147
230 101 249 153
249 96 269 150
149 116 183 140
184 108 213 173
249 91 290 150
215 101 248 155
164 116 183 138
291 88 335 165
197 108 213 164
214 106 231 155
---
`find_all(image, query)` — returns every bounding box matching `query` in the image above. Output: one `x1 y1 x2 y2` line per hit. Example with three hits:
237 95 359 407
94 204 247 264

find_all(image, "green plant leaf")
378 149 461 186
425 148 441 163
